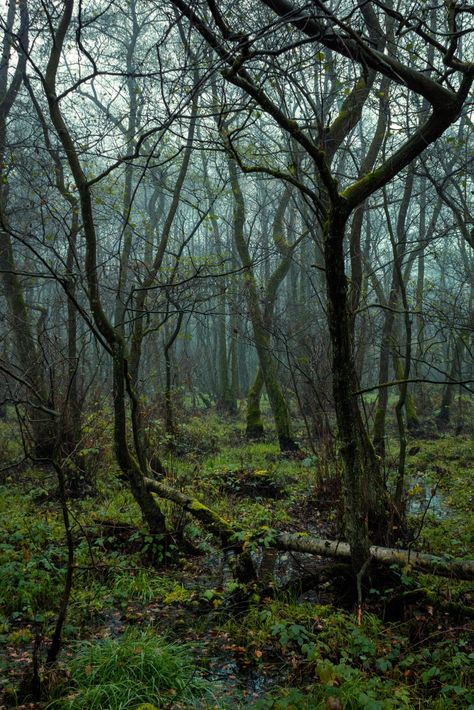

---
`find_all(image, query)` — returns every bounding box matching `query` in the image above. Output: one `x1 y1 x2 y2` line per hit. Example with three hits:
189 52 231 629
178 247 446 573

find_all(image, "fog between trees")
1 0 473 572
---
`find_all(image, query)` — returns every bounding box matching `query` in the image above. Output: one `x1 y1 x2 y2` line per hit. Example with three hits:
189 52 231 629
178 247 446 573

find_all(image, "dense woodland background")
0 1 473 708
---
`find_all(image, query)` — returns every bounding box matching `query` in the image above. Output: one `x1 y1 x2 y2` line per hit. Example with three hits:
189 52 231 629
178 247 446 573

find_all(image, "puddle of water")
406 478 449 519
202 654 277 706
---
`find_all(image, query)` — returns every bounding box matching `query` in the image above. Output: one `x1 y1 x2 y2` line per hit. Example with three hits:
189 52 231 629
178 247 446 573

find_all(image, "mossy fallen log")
144 478 474 581
144 477 255 582
145 477 236 541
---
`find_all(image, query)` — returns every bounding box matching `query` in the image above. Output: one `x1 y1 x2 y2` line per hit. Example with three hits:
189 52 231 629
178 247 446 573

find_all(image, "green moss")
372 407 385 442
188 497 236 537
246 369 265 439
402 437 474 557
341 169 383 204
189 499 208 511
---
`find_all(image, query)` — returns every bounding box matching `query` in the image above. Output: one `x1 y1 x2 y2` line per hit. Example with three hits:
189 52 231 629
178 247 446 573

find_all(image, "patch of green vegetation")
212 467 286 500
112 571 190 606
0 420 23 465
191 439 312 533
222 595 474 709
0 489 66 616
404 436 474 557
250 673 413 709
201 440 281 473
1 416 472 709
46 630 214 709
151 413 239 460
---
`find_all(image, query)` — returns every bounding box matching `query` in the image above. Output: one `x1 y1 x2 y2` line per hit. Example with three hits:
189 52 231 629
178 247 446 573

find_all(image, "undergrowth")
46 630 214 709
0 414 473 709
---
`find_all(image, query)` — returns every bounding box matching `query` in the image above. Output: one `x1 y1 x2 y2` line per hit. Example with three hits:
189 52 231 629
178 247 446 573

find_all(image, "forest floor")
0 410 473 709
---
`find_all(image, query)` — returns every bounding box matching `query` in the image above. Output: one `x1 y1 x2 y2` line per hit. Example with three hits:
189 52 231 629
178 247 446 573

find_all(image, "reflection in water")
406 478 448 519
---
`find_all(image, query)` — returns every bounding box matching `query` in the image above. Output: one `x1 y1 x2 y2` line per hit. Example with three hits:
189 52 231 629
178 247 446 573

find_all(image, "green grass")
111 570 190 605
46 629 214 709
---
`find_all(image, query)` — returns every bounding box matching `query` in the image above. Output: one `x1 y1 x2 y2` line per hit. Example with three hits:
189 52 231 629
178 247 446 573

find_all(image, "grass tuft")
46 629 213 709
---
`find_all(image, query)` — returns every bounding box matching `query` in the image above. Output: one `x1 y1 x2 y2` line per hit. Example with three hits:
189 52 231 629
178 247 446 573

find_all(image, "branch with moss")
144 478 474 581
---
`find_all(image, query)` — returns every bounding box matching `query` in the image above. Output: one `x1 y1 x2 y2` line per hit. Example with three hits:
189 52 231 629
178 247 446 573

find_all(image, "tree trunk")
325 204 389 571
164 311 185 435
437 332 466 430
113 348 167 538
273 533 474 581
246 367 265 439
216 290 237 414
227 157 297 450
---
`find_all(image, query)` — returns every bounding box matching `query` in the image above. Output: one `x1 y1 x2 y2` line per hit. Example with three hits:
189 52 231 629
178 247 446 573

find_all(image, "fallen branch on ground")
145 477 254 582
145 477 474 581
272 534 474 581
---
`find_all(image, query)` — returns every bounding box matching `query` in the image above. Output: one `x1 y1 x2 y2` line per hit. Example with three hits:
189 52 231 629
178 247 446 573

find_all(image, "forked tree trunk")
227 158 297 451
244 186 295 439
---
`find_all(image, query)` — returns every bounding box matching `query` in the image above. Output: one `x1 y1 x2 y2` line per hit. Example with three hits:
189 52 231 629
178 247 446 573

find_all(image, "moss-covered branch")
144 477 474 581
145 477 237 543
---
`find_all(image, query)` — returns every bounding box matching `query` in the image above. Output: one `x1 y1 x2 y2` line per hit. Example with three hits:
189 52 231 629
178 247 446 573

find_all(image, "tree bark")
227 157 297 450
273 533 474 581
325 204 389 571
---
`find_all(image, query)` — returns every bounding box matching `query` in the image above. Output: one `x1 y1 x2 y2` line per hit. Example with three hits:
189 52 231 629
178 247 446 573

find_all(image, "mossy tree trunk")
226 157 297 451
325 205 389 572
394 358 418 431
246 367 265 439
230 309 240 406
245 185 297 440
113 348 167 537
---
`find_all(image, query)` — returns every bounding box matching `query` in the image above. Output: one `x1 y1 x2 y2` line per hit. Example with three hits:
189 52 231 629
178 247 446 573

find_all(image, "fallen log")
144 477 255 582
145 476 237 542
145 477 474 582
273 533 474 581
